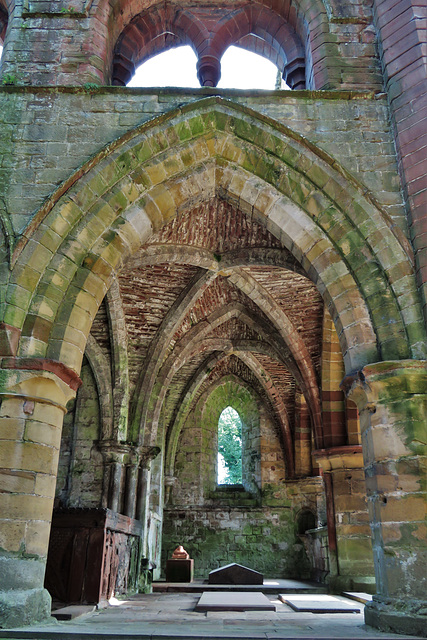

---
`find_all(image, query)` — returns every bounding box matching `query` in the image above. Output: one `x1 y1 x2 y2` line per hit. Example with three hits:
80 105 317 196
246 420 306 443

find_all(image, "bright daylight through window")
127 45 288 90
217 406 243 485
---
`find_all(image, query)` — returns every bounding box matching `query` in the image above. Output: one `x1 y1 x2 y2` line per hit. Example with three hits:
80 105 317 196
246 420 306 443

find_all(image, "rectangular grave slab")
195 591 276 611
279 594 361 613
342 591 373 604
208 563 263 584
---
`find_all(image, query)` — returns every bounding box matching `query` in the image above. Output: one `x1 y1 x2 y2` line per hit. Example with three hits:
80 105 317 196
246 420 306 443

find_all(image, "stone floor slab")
195 591 276 611
0 591 420 639
279 594 361 613
342 591 373 604
51 606 96 621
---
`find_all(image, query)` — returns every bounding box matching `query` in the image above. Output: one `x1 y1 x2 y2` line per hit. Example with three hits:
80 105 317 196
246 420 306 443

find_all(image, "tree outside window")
217 406 243 484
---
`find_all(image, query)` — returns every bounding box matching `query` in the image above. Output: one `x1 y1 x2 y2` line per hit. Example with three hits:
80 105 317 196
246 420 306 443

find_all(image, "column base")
365 597 427 637
0 555 52 628
0 587 51 628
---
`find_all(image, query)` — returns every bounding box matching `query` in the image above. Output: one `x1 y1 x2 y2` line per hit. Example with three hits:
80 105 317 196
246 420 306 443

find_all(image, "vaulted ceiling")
90 196 324 473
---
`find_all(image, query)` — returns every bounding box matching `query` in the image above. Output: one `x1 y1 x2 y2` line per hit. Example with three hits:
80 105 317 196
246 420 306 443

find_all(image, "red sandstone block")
411 232 427 254
382 28 423 63
400 65 427 92
394 98 423 126
417 250 427 268
398 115 427 147
400 133 427 157
391 79 427 109
419 263 427 282
405 157 427 183
411 214 427 236
410 191 427 214
407 176 427 199
385 46 427 79
375 0 412 24
381 10 423 41
398 109 427 137
323 390 345 401
384 41 426 73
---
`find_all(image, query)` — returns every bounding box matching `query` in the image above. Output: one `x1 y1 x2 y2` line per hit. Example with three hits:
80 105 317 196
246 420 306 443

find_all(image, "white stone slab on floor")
195 591 276 611
343 591 373 604
279 594 361 613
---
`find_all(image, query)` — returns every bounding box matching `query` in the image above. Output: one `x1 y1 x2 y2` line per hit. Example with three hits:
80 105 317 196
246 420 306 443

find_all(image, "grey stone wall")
0 88 405 237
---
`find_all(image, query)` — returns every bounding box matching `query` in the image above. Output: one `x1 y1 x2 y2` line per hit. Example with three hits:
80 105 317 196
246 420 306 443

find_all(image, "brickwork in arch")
6 100 423 375
0 1 426 632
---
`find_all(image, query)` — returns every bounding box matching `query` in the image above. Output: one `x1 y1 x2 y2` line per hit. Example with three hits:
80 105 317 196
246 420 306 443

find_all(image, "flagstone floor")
0 592 421 640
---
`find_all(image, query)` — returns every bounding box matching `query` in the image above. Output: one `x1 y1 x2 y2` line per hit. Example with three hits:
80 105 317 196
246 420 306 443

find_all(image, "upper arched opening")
127 44 289 90
112 1 305 88
112 3 207 86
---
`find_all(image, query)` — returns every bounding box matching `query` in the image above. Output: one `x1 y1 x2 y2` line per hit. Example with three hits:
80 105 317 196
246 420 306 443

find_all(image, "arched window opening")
217 406 242 485
218 46 290 90
127 45 199 88
126 44 289 90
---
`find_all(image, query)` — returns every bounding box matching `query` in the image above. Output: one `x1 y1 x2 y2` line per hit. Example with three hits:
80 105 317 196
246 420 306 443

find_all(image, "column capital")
0 360 81 410
138 445 161 469
341 360 427 405
99 441 131 464
341 360 427 458
313 445 363 471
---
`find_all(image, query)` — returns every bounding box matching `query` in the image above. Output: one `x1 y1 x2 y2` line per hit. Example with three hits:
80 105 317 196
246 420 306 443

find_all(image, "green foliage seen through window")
217 406 242 484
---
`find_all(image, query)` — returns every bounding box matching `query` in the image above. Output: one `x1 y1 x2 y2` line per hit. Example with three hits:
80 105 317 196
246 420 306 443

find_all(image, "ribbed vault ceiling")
90 196 324 470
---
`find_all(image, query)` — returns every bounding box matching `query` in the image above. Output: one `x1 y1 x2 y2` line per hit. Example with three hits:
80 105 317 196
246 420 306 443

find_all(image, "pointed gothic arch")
6 98 422 392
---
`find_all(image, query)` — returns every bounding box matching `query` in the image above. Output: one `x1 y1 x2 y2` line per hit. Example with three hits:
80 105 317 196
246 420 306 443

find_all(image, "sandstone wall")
0 88 405 238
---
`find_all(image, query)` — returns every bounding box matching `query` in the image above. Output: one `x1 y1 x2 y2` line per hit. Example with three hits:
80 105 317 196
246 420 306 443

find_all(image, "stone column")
164 475 176 505
345 360 427 636
0 367 78 628
314 447 375 593
124 452 139 518
196 55 221 87
99 442 129 513
135 447 161 556
294 392 312 477
322 470 339 577
136 465 151 557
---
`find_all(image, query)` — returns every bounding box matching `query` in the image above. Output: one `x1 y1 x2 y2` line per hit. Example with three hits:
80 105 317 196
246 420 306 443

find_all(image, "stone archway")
0 97 425 632
8 98 420 371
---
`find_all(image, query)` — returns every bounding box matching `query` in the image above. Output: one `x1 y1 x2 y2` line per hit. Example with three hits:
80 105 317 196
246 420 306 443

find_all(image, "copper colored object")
172 545 189 559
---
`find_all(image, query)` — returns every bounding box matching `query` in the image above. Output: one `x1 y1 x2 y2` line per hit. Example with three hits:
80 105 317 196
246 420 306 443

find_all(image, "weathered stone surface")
280 594 361 613
0 587 51 628
0 0 425 633
196 591 275 611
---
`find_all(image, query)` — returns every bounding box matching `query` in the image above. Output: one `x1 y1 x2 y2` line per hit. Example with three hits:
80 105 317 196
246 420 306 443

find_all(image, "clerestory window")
127 45 289 90
217 406 243 485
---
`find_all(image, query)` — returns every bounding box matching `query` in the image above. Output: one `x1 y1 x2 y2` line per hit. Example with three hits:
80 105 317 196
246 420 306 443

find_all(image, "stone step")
51 605 96 621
